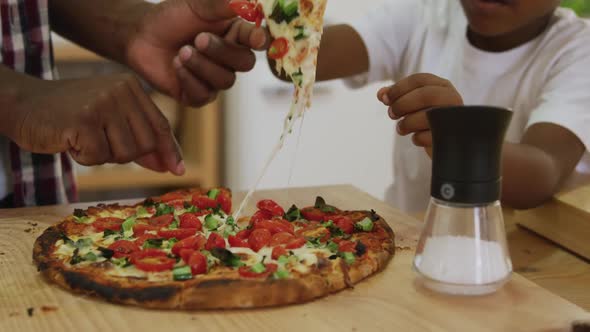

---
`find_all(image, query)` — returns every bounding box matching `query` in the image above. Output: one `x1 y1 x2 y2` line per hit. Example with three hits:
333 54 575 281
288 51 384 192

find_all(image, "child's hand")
377 73 463 157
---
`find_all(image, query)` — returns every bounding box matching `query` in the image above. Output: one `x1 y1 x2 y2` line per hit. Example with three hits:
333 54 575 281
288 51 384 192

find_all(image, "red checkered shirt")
0 0 77 207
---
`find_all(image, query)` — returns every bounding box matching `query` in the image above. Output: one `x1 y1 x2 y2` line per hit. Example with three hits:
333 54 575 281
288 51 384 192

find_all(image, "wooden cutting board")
516 185 590 260
1 185 588 332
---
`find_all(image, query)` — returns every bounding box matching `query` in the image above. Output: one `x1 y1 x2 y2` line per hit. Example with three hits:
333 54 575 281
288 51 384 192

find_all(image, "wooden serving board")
516 185 590 260
1 185 588 332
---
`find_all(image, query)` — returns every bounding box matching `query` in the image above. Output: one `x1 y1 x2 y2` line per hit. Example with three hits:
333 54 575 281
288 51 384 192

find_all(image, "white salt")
414 235 512 286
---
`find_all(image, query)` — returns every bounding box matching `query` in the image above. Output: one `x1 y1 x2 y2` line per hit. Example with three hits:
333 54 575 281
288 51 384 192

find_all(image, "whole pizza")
33 188 395 309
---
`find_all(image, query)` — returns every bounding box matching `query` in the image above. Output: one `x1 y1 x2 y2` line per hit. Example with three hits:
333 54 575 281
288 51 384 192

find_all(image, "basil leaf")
70 249 82 265
143 198 156 207
97 247 114 259
355 241 367 257
210 248 244 267
155 203 174 217
103 229 119 238
73 209 87 218
314 196 336 213
285 205 301 222
143 238 164 249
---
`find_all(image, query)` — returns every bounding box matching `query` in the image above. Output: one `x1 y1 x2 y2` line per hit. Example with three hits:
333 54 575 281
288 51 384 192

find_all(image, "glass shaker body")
413 198 512 295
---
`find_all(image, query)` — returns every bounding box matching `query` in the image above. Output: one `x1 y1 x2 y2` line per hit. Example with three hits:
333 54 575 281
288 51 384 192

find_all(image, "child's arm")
268 24 369 82
377 73 585 209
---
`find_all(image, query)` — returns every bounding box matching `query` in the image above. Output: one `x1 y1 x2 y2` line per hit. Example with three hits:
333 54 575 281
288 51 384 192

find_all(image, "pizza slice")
231 0 328 133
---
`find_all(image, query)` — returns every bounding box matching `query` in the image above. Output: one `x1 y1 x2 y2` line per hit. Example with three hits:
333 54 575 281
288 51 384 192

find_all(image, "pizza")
230 0 327 135
33 188 395 309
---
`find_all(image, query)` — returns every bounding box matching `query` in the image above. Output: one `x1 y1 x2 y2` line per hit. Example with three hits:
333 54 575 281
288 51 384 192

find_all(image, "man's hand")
7 74 183 175
377 73 463 157
126 0 269 106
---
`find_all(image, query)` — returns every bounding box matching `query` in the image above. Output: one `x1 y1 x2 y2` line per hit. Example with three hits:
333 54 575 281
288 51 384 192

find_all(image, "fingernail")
388 107 395 119
195 33 210 51
173 56 182 69
252 29 266 49
382 94 390 105
179 46 192 62
175 160 186 175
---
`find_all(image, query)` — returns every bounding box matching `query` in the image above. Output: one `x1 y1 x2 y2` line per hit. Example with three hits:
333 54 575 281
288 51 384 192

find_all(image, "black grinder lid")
427 106 513 204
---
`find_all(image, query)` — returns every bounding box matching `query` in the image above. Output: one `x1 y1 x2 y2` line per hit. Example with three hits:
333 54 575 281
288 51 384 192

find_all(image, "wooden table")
1 185 589 332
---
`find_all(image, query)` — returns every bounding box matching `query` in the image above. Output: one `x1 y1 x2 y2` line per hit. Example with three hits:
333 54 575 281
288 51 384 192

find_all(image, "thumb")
188 0 237 21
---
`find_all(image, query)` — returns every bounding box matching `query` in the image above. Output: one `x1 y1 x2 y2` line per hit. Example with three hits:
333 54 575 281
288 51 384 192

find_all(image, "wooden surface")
516 185 590 260
1 185 589 332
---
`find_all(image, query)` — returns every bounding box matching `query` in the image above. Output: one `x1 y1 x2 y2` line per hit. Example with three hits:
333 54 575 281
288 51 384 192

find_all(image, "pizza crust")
33 204 395 310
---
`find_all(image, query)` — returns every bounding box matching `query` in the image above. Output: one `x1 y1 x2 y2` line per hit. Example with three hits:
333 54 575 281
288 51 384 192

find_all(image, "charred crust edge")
61 270 179 303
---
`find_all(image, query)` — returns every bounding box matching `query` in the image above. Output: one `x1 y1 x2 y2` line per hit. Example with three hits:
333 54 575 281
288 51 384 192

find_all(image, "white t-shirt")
346 0 590 213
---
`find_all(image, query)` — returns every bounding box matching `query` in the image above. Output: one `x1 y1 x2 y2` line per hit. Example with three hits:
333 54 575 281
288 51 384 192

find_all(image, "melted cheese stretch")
233 0 328 220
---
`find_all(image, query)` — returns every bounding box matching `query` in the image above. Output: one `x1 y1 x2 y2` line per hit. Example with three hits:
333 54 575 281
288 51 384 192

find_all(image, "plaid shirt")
0 0 77 207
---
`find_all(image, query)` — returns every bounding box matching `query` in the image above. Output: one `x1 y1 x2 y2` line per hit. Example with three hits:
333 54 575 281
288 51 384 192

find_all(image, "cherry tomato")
256 199 285 216
134 233 158 247
168 200 186 209
130 249 175 272
285 236 306 249
192 195 218 210
93 217 124 232
268 38 289 60
179 213 203 230
188 251 208 275
205 233 226 251
158 192 186 202
108 240 140 258
331 215 355 235
272 246 288 260
338 240 356 253
149 214 174 228
179 248 196 263
228 235 249 248
248 228 271 252
238 263 278 278
229 1 259 22
216 189 232 214
270 232 294 247
254 4 264 27
133 223 159 236
255 220 294 235
171 235 207 256
249 210 273 227
300 207 326 222
236 229 252 240
158 228 197 239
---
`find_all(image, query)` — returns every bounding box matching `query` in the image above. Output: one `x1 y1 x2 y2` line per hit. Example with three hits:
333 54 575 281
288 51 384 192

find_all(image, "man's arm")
501 123 585 209
0 65 42 139
49 0 149 65
268 24 369 82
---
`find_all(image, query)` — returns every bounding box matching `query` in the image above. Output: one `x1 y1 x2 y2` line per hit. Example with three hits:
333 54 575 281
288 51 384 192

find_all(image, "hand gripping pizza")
33 188 395 309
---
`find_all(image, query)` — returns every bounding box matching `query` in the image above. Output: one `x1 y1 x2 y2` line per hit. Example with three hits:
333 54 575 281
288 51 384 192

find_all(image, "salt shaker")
413 106 513 296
